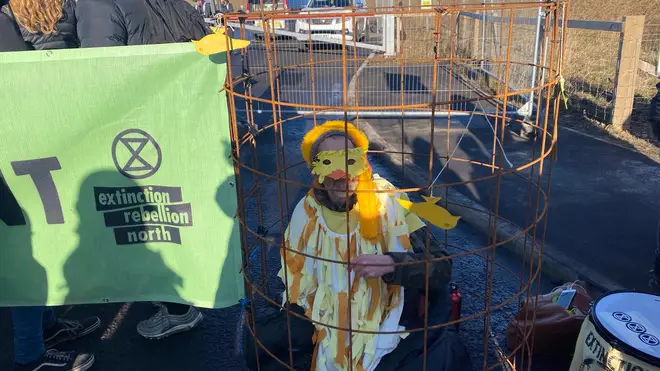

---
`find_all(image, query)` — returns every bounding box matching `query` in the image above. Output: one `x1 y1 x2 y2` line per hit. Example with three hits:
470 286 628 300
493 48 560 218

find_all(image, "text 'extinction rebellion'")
94 186 193 245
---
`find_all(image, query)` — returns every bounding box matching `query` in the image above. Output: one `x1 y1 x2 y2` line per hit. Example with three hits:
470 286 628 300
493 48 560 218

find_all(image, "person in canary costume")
244 121 471 371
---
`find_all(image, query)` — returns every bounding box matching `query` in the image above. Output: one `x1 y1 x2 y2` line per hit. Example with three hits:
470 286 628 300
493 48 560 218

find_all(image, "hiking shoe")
44 317 101 349
136 303 203 339
15 349 95 371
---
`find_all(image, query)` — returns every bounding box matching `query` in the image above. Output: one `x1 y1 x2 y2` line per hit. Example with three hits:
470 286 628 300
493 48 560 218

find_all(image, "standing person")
214 0 233 30
0 11 27 51
217 0 233 14
214 0 236 54
2 180 99 371
76 0 211 47
0 0 78 50
75 0 208 340
11 308 99 371
0 3 100 370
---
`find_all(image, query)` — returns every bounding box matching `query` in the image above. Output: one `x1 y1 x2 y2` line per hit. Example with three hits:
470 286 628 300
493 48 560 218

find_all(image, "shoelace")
58 319 84 333
45 349 72 362
154 302 169 315
146 302 169 324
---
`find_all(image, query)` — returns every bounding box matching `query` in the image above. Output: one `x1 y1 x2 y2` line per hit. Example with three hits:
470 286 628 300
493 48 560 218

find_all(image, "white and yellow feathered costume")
278 121 425 371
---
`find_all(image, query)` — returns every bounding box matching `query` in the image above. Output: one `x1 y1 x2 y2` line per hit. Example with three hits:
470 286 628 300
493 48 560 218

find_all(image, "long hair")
9 0 63 34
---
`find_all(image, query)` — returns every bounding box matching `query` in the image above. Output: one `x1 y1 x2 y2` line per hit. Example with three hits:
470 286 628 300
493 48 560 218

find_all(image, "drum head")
593 291 660 363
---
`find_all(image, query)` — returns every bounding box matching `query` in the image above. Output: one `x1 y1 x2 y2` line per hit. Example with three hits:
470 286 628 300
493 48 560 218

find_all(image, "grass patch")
387 1 660 154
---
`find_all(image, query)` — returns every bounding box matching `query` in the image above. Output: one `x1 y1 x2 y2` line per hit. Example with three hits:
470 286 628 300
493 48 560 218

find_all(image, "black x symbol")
639 333 659 346
612 312 632 322
112 129 162 179
626 322 647 333
120 138 153 172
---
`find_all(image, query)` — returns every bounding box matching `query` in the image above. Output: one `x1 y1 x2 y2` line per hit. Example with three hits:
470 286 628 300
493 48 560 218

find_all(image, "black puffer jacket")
76 0 210 47
76 0 151 47
0 0 78 50
0 12 27 51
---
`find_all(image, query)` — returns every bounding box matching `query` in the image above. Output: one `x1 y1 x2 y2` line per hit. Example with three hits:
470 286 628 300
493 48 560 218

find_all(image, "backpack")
144 0 212 44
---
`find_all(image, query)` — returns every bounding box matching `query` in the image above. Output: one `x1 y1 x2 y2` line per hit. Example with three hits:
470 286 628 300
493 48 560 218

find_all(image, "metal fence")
219 6 658 132
449 12 660 131
226 4 564 370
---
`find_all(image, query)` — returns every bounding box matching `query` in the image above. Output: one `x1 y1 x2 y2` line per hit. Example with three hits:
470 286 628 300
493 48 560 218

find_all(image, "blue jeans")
12 307 57 365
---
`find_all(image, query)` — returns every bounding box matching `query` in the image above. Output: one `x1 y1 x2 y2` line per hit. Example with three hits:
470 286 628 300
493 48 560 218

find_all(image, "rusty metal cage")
223 1 568 369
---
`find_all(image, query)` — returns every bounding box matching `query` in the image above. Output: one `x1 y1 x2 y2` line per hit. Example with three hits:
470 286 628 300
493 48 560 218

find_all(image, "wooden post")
396 16 402 56
611 15 645 129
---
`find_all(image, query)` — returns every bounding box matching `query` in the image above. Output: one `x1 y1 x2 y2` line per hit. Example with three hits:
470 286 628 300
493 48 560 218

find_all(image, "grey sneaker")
136 303 203 339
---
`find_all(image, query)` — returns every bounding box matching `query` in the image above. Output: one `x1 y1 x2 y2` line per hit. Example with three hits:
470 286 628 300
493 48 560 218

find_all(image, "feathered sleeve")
277 196 319 311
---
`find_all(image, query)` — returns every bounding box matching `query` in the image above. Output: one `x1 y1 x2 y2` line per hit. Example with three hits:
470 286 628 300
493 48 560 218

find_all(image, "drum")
569 291 660 371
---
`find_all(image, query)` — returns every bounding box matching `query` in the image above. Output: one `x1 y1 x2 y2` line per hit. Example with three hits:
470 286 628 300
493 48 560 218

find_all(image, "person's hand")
350 254 395 279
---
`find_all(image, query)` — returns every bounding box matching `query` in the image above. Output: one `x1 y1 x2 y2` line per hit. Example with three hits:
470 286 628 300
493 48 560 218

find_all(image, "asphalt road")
228 31 372 111
1 38 555 371
0 117 553 371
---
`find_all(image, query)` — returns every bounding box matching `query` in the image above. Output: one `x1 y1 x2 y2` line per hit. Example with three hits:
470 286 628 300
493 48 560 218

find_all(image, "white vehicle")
294 0 368 43
246 0 289 35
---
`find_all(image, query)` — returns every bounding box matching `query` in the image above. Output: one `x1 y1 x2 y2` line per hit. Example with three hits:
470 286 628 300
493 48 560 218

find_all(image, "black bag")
144 0 212 44
375 327 472 371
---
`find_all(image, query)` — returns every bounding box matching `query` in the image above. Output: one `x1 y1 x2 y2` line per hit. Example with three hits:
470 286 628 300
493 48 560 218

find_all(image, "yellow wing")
417 203 460 230
421 195 441 204
396 198 415 210
192 32 250 55
400 196 460 230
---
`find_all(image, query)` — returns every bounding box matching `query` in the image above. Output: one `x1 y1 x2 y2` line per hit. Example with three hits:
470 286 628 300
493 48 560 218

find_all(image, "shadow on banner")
0 182 46 307
214 177 242 307
63 171 185 306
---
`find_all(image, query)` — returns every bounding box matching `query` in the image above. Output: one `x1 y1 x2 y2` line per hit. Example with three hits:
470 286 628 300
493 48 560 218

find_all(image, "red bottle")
450 283 462 330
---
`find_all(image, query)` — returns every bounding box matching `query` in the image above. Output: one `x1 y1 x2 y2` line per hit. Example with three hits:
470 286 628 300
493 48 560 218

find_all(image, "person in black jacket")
76 0 211 47
0 11 27 51
1 0 78 50
217 0 233 14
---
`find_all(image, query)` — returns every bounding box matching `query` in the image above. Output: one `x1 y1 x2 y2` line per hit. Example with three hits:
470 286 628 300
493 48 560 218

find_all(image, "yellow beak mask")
311 147 368 183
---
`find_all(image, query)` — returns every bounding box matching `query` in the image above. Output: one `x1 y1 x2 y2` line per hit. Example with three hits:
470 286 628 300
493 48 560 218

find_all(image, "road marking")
347 52 375 106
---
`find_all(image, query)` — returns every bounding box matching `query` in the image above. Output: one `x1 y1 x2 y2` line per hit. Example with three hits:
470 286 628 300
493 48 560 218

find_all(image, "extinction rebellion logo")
94 129 193 245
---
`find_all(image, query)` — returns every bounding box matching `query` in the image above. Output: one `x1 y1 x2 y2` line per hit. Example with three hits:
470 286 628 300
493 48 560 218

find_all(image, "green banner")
0 43 244 309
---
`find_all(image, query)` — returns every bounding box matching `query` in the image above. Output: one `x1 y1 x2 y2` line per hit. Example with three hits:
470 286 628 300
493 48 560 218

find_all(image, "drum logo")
611 311 659 347
639 333 659 347
626 322 647 334
612 312 632 322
